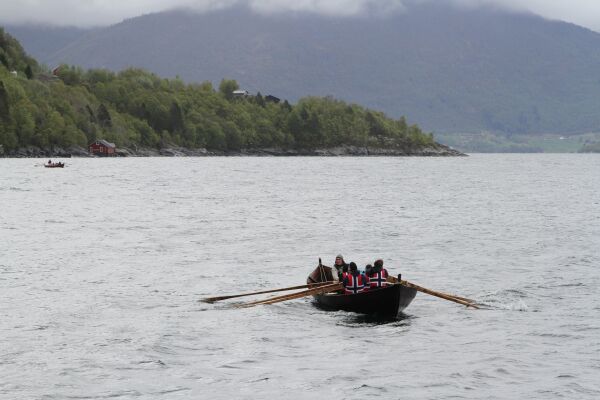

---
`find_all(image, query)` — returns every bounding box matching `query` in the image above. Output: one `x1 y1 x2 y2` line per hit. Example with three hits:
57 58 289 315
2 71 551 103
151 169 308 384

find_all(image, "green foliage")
218 79 239 100
97 103 112 127
0 27 436 153
55 64 83 86
25 64 33 79
579 141 600 153
0 27 39 75
0 80 9 121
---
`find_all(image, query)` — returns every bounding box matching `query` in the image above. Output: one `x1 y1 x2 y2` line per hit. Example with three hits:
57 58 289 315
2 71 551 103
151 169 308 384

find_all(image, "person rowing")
367 259 390 289
342 262 368 294
332 254 349 282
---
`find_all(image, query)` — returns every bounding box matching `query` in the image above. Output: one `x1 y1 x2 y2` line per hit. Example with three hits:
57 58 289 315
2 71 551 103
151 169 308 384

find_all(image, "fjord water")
1 155 599 399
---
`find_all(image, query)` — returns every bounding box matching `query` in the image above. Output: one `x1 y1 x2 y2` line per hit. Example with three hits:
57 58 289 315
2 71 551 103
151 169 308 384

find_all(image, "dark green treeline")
0 27 434 152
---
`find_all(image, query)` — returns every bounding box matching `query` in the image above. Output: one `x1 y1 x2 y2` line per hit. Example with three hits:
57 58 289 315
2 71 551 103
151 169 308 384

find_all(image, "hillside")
4 24 89 64
9 3 600 138
0 28 456 156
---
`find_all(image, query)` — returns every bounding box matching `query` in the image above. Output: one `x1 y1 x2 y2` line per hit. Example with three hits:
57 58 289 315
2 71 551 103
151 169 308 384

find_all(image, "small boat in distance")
307 265 417 317
44 160 65 168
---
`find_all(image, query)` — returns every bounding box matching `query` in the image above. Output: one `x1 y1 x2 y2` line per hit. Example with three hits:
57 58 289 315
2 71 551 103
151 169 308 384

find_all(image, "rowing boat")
307 265 417 317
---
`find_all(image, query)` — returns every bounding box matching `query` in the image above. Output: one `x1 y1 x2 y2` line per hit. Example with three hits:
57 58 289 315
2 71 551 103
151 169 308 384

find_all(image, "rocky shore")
2 144 465 158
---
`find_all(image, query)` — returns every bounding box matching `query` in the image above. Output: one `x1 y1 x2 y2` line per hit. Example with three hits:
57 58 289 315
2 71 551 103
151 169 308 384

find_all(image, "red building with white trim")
89 140 116 156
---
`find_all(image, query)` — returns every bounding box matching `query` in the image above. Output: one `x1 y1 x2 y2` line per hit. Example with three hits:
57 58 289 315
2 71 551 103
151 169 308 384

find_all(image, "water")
1 155 599 399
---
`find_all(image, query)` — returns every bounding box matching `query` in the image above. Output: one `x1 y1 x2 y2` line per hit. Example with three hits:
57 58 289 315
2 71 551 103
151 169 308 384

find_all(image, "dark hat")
374 259 384 268
349 262 358 272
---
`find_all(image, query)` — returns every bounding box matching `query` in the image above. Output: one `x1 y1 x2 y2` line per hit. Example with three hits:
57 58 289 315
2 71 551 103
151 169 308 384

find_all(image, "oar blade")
388 276 480 309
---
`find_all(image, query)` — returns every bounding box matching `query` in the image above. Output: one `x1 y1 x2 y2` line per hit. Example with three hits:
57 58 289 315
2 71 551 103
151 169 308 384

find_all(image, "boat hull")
307 265 416 317
313 284 416 317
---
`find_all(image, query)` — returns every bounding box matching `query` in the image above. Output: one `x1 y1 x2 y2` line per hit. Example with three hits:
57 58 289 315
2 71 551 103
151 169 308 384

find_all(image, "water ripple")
1 155 599 400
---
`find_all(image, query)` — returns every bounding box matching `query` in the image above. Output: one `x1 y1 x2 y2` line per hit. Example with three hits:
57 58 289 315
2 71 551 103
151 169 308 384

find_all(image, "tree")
255 92 266 107
218 79 239 100
25 64 33 79
205 120 226 150
13 101 35 145
0 52 8 69
0 81 9 122
281 100 292 112
169 101 184 133
57 65 83 86
97 103 112 127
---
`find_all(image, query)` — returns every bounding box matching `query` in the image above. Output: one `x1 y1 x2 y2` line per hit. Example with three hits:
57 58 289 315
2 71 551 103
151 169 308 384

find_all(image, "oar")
386 275 476 303
237 282 343 308
201 281 336 303
239 283 343 308
387 276 479 309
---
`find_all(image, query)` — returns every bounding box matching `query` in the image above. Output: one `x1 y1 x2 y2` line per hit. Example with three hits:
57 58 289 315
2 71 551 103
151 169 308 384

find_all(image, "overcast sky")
1 0 600 32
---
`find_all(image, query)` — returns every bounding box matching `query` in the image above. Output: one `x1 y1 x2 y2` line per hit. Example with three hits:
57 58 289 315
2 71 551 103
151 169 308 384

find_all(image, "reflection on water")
341 312 415 326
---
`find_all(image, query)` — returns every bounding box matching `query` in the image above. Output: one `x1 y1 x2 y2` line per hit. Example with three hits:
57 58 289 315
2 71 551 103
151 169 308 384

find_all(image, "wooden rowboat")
307 265 417 317
44 162 65 168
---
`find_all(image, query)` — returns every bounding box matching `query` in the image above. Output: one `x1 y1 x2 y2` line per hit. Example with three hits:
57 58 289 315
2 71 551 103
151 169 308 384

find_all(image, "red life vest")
368 269 389 288
344 273 368 294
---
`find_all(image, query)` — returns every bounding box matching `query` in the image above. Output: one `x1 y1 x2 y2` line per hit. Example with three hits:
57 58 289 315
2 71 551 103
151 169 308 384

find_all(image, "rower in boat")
342 262 369 294
367 259 390 289
307 262 417 316
332 254 348 282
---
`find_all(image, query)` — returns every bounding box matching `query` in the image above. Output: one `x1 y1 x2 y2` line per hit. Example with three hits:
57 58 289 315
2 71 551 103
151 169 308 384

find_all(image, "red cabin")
89 139 116 156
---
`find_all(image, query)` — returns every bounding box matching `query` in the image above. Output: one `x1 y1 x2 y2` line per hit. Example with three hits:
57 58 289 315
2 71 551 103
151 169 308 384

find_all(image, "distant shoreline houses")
233 89 281 103
232 89 249 97
89 139 116 156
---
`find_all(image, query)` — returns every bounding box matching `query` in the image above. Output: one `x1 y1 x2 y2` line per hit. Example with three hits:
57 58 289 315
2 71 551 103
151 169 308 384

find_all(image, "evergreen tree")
25 64 33 79
97 103 112 127
0 81 9 122
169 101 184 133
0 52 8 69
255 92 266 107
282 100 292 112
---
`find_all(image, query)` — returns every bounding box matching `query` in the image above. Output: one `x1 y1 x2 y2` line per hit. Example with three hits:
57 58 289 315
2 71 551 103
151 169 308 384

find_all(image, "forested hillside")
0 28 443 155
15 3 600 136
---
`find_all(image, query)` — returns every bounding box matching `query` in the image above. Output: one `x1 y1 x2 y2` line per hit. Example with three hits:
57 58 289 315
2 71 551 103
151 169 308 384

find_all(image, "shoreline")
1 144 466 158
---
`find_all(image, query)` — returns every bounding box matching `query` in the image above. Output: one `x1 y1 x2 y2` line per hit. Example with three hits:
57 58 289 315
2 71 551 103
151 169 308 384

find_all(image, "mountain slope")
9 4 600 135
4 25 89 64
2 28 453 156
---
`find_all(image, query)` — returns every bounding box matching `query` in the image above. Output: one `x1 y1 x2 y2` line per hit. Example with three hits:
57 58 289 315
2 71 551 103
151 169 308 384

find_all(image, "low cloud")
1 0 600 32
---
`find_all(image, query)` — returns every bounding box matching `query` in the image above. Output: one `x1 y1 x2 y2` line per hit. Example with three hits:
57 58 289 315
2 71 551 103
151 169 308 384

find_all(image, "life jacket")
368 269 389 288
344 273 368 294
335 264 347 280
